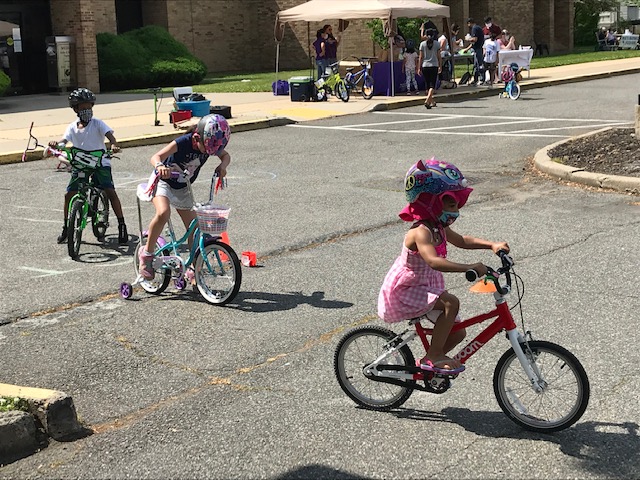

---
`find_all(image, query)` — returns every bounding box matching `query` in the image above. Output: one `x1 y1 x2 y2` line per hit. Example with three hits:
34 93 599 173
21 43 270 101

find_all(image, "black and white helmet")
68 88 96 108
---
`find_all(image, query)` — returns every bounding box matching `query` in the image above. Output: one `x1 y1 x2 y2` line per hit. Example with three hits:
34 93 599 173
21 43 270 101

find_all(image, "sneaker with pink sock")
138 248 154 280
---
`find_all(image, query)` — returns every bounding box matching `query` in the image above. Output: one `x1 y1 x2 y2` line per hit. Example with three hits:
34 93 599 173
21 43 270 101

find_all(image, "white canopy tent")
274 0 450 96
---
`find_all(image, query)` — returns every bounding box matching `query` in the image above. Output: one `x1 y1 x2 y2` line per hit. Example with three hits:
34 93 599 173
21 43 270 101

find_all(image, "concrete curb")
0 411 39 465
533 127 640 195
0 383 87 465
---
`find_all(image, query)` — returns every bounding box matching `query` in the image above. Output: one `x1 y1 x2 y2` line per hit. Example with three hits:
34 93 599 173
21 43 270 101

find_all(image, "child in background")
483 32 500 86
50 87 128 245
378 158 509 374
138 114 230 280
402 40 419 95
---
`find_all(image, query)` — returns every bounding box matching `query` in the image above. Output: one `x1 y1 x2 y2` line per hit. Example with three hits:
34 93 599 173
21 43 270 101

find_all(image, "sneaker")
185 267 196 286
475 80 485 86
57 226 68 244
138 248 154 280
118 223 128 245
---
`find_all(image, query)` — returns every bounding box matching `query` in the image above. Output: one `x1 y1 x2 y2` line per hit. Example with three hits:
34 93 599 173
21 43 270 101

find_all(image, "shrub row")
97 25 207 91
0 70 10 96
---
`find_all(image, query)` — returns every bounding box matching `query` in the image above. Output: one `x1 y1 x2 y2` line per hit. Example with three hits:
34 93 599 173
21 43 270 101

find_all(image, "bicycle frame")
347 66 367 88
135 175 225 278
365 287 545 392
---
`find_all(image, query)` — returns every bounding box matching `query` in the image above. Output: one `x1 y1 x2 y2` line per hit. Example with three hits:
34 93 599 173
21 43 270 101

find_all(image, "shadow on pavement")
391 406 639 478
159 289 354 313
275 464 371 480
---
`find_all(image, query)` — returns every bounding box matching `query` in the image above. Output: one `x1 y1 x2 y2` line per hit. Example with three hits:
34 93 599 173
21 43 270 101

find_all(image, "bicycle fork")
506 329 547 393
69 197 89 231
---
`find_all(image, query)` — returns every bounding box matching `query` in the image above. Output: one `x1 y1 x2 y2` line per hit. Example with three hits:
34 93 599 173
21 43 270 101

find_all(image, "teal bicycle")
119 171 241 306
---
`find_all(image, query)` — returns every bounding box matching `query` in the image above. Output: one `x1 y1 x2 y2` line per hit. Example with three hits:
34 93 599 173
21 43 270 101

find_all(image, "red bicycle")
334 251 590 432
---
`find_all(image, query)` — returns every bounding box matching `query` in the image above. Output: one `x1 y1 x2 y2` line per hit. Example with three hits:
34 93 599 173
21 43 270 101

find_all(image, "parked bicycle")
343 56 376 99
23 122 111 259
334 251 590 432
499 62 522 100
119 171 241 306
315 62 349 102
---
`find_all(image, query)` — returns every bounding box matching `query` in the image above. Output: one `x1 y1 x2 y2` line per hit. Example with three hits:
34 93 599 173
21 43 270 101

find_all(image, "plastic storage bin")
175 100 211 117
289 76 314 102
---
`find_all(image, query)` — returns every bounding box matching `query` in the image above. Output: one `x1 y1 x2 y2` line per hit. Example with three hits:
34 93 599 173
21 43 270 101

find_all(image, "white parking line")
509 122 630 134
372 111 628 123
9 216 60 223
19 266 80 278
289 112 628 139
290 124 568 137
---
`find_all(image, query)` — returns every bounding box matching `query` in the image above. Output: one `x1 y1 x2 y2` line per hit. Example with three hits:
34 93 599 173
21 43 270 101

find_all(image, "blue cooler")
176 100 211 117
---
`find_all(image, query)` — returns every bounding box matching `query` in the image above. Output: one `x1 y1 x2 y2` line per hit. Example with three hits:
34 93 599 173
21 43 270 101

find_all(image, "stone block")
0 411 39 464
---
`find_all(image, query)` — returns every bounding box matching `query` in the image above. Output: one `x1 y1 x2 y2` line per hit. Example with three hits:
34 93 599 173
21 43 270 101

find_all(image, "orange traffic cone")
218 231 230 261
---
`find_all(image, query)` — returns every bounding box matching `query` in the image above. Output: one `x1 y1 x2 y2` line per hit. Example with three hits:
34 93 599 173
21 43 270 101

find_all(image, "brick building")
0 0 573 94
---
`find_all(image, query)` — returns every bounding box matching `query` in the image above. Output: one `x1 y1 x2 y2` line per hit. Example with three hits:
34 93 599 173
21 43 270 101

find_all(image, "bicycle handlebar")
465 250 514 295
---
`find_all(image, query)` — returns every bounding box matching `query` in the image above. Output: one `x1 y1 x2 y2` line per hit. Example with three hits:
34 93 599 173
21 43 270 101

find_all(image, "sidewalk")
1 57 640 166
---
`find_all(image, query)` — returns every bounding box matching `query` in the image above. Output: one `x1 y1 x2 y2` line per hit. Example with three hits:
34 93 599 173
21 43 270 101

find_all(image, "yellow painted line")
272 108 339 120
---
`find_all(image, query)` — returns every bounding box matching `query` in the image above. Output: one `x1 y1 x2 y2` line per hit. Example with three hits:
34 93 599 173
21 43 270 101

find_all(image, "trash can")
289 76 314 102
45 36 77 89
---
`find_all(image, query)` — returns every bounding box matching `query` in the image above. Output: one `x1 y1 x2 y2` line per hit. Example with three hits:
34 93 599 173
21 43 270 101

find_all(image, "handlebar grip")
465 269 479 282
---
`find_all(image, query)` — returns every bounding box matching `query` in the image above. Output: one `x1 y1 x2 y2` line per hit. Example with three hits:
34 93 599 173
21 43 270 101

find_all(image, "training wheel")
174 276 187 291
120 282 133 299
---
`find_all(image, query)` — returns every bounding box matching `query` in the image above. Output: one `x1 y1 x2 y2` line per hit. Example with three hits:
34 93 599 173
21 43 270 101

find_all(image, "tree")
574 0 620 45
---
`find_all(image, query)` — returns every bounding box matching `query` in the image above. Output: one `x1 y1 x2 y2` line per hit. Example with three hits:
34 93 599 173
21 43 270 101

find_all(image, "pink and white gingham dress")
378 230 448 323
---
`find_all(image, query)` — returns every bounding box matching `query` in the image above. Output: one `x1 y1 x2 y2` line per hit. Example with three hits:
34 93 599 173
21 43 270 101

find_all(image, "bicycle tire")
335 80 350 102
90 188 109 240
67 199 84 259
361 75 375 99
133 236 171 295
493 340 590 432
334 325 415 411
508 81 521 100
194 238 241 305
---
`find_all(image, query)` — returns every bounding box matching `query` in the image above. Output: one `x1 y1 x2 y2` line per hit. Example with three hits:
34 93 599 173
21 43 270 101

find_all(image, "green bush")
97 25 207 91
0 70 10 96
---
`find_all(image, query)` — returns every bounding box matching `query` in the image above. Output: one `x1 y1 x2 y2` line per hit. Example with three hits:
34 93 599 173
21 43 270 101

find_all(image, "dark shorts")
421 66 439 89
67 166 114 192
484 61 497 71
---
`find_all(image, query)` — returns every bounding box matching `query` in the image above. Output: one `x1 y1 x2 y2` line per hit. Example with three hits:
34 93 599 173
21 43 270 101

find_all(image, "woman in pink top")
378 158 509 374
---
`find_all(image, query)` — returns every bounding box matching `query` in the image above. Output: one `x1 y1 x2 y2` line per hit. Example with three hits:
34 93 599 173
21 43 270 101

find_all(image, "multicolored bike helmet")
68 88 96 108
196 114 230 155
399 158 473 222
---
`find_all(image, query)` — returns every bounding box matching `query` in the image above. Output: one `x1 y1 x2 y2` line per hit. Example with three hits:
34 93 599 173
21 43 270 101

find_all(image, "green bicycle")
315 62 350 102
23 122 111 260
60 147 112 259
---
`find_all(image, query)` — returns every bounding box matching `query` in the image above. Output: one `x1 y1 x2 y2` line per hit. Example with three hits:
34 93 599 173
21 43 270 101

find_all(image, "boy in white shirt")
49 88 128 245
482 33 500 85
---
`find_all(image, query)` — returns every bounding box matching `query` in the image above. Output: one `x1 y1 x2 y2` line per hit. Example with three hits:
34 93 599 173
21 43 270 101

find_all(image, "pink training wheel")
120 282 133 299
